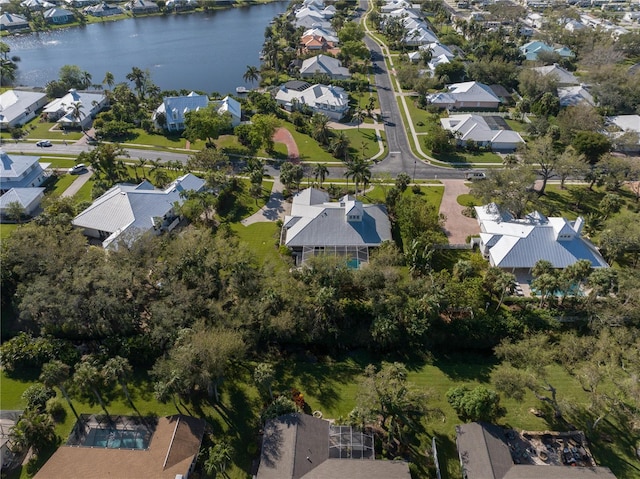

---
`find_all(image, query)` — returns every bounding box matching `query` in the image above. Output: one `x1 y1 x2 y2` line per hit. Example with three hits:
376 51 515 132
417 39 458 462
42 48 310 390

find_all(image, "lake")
5 2 288 95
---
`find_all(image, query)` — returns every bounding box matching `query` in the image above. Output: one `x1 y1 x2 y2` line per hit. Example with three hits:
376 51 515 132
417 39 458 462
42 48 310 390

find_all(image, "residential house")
34 415 205 479
300 54 351 80
294 15 332 30
606 114 640 152
213 95 241 127
72 173 206 248
474 203 609 274
84 2 123 16
456 422 617 479
440 114 524 151
381 0 412 13
564 19 587 32
20 0 55 11
275 82 349 121
531 64 579 86
0 13 30 31
154 91 209 132
0 89 48 128
302 27 339 44
0 150 50 193
427 81 501 110
125 0 159 14
0 411 23 471
42 89 107 129
257 413 411 479
62 0 96 7
282 188 392 266
299 34 337 54
403 26 439 46
165 0 197 11
153 93 240 131
558 85 595 107
519 40 574 61
419 41 455 60
0 151 50 218
43 7 74 24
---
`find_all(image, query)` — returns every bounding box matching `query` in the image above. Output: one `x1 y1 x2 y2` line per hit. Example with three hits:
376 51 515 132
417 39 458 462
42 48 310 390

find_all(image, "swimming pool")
89 428 149 449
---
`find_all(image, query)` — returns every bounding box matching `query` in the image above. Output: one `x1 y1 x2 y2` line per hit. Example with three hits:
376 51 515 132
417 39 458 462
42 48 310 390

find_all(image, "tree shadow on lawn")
426 431 458 479
430 352 495 383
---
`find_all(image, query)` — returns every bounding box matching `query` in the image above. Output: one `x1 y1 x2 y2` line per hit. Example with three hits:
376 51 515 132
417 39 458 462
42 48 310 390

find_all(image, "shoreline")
0 0 287 38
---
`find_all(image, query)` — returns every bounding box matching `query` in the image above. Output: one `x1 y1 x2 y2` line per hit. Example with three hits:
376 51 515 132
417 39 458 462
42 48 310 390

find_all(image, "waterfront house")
0 90 48 129
43 7 74 24
282 188 392 267
72 174 205 248
83 2 123 16
213 96 241 127
427 81 501 110
42 89 108 129
275 81 349 120
20 0 55 11
300 54 351 80
125 0 159 14
0 13 29 31
302 26 339 44
154 92 209 131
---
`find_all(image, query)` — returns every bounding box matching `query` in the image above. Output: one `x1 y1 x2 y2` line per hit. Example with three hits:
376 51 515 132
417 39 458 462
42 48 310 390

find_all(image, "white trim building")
0 90 48 128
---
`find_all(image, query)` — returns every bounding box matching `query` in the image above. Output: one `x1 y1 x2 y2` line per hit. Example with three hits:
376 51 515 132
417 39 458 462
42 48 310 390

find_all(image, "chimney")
573 217 584 235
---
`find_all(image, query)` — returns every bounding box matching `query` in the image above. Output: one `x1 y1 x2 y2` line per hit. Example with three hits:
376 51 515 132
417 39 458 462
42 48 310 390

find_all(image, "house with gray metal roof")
257 413 411 479
427 82 501 110
456 422 617 479
42 89 107 129
154 93 241 131
530 64 579 86
300 55 351 80
0 13 29 31
0 151 49 193
72 173 205 248
440 114 524 151
474 203 608 272
0 89 48 128
282 188 392 266
275 83 349 120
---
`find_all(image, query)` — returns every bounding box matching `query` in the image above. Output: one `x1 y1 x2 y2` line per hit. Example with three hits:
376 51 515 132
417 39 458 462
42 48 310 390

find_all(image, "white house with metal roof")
0 151 49 219
474 203 608 272
275 82 349 120
282 188 392 266
0 90 48 128
72 173 205 248
42 89 107 129
154 93 240 131
441 114 524 151
427 81 501 110
530 64 579 86
300 54 351 80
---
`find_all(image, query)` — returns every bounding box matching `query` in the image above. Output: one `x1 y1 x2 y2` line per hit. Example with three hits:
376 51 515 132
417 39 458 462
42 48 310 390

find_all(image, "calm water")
5 2 287 94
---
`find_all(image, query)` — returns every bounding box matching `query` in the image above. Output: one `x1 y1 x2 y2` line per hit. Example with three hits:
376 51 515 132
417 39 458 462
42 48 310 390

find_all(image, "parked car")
465 171 486 180
36 140 52 147
69 164 87 174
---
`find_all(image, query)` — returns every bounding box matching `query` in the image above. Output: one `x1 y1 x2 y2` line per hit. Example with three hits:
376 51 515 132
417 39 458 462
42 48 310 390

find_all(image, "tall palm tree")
313 163 329 188
74 359 109 415
126 67 148 101
103 356 133 406
136 158 148 179
67 101 85 131
40 360 79 420
243 65 260 86
344 158 372 197
352 107 366 131
311 113 330 145
102 71 115 90
330 131 351 163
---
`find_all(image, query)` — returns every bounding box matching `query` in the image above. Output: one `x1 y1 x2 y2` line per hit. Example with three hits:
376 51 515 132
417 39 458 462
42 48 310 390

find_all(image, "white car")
68 164 87 174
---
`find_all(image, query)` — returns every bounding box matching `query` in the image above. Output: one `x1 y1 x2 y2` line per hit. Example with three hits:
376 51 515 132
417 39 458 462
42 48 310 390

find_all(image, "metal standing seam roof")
0 151 42 181
0 187 45 210
300 55 350 78
475 205 608 269
0 90 48 126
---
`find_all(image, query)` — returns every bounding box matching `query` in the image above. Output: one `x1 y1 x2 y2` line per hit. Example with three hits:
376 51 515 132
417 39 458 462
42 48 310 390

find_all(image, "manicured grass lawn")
504 118 526 133
2 118 84 141
44 174 77 198
432 150 502 165
456 193 481 207
40 157 79 169
125 129 197 149
340 127 386 161
404 98 437 134
364 185 444 210
73 179 95 203
230 222 282 266
280 123 337 163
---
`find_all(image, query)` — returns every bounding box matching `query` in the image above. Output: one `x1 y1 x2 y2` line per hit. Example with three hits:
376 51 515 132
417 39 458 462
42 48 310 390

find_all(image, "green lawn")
73 179 95 203
364 185 444 210
504 118 526 133
44 174 77 198
1 118 83 141
124 129 196 149
230 222 282 266
340 127 387 161
40 157 79 169
280 123 337 163
432 150 502 165
0 223 19 239
404 98 437 134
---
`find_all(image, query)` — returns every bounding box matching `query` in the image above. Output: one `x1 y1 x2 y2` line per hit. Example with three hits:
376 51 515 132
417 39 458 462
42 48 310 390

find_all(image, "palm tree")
344 158 372 197
311 113 330 145
352 107 366 131
103 356 133 406
136 158 148 179
126 67 148 101
313 163 329 188
74 359 109 415
243 65 260 86
9 410 56 455
330 131 350 163
102 71 115 90
40 360 79 420
81 70 92 90
66 101 85 131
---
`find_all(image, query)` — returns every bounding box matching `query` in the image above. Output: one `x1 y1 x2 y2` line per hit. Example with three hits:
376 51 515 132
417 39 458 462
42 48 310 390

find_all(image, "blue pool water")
90 428 149 449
